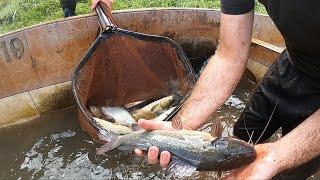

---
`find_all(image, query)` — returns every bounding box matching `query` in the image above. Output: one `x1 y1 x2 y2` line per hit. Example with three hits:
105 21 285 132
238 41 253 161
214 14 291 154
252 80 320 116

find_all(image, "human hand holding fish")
134 116 224 169
97 115 255 177
224 142 281 180
134 119 176 167
92 96 255 177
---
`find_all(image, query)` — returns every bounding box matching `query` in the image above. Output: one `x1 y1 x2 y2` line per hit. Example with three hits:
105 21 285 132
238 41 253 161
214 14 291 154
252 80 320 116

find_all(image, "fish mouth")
208 137 257 170
241 146 256 163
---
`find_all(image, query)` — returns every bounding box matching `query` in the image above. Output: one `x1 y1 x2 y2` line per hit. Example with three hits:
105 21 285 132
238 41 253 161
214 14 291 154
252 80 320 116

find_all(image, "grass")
0 0 267 35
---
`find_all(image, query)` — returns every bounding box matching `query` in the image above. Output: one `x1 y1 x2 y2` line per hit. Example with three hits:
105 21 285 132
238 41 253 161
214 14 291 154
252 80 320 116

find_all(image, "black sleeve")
221 0 254 15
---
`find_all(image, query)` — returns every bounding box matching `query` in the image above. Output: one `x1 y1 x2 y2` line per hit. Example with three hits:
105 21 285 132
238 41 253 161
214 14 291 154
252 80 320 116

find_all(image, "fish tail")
96 133 121 155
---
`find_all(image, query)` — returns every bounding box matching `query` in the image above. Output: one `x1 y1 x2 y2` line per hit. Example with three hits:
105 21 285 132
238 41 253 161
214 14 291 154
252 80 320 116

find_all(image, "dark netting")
72 27 195 142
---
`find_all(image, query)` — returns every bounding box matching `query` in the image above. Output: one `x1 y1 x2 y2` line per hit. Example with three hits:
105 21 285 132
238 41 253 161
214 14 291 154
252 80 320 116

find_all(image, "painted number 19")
0 38 24 62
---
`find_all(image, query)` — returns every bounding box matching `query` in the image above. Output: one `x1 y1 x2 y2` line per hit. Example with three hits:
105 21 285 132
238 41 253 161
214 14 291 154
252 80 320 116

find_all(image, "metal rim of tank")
0 8 284 128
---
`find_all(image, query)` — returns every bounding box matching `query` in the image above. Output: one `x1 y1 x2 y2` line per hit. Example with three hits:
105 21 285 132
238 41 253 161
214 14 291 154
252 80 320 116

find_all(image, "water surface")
0 75 257 179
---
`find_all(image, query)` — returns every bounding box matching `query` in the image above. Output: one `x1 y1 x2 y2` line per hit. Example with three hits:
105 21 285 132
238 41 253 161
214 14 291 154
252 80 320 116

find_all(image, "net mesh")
73 29 195 140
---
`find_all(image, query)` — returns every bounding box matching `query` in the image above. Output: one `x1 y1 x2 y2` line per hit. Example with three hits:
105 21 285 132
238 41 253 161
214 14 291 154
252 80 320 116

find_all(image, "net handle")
95 4 115 31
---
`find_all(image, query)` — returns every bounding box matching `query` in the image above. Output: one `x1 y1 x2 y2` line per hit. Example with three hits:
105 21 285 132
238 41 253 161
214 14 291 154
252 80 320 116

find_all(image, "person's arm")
135 11 254 167
226 108 320 179
173 11 254 130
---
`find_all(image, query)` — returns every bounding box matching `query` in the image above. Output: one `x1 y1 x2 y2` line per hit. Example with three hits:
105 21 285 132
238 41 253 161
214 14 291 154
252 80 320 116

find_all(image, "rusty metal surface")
0 8 284 128
0 32 41 98
0 92 39 128
29 82 75 114
252 14 285 47
114 9 284 58
249 40 282 67
114 9 221 58
247 59 269 83
0 9 284 99
86 16 100 42
0 18 92 99
25 18 92 87
0 82 75 128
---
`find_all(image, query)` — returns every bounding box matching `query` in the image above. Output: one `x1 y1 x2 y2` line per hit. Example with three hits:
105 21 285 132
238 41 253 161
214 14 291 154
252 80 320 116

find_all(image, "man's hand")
225 143 282 180
91 0 113 10
135 119 175 168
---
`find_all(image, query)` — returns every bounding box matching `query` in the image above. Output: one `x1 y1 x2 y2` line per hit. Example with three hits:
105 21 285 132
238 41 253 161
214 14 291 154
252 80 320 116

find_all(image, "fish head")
200 137 256 171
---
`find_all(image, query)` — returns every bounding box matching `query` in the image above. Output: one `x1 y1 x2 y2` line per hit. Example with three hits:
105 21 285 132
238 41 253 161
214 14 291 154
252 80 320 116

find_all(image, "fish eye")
211 138 229 149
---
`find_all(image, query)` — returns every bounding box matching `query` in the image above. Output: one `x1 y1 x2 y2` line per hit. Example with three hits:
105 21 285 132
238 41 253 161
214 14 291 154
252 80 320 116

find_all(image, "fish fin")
118 145 132 151
96 143 115 155
165 158 197 178
131 123 142 131
210 119 223 137
98 132 117 143
96 133 119 155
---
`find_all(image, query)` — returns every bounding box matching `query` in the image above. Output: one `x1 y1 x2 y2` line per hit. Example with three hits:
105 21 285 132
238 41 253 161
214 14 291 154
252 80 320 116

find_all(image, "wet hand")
134 119 175 168
135 146 172 168
91 0 113 10
224 143 282 180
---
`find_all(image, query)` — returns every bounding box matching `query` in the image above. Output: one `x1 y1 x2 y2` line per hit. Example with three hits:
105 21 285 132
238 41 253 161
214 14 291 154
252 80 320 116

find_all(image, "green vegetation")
0 0 266 35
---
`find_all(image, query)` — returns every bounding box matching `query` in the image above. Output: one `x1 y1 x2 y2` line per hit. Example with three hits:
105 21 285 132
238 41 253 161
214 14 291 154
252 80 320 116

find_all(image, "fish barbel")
97 127 256 176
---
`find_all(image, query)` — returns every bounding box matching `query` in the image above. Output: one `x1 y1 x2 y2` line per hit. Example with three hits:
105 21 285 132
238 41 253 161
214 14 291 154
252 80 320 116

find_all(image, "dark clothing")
234 51 320 178
221 0 254 14
220 0 320 178
220 0 254 15
234 51 320 143
221 0 320 78
60 0 77 17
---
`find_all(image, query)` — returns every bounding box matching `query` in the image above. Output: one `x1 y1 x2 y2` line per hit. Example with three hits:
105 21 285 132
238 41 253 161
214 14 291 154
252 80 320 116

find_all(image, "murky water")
0 73 257 179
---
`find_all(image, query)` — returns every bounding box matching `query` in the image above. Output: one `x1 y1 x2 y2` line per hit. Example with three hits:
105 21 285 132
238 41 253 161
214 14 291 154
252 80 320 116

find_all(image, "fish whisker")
253 98 279 146
248 130 254 145
243 113 251 143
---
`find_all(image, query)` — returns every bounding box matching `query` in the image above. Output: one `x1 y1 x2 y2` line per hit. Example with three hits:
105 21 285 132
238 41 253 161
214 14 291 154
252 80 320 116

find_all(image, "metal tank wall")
0 8 284 127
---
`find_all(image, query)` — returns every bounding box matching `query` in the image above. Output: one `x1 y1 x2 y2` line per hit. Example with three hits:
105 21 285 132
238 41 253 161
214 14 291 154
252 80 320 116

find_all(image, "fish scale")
97 129 256 175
